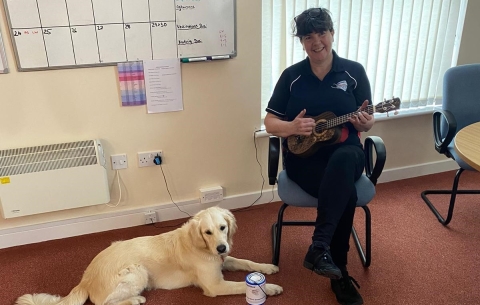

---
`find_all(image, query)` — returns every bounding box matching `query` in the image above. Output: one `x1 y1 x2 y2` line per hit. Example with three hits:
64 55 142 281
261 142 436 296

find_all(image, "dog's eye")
220 226 226 231
205 230 212 235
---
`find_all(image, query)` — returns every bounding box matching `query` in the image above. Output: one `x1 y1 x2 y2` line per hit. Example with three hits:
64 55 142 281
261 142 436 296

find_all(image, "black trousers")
285 143 365 268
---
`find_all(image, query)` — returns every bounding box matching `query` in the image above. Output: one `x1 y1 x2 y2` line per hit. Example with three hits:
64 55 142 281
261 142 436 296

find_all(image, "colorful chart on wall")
3 0 236 71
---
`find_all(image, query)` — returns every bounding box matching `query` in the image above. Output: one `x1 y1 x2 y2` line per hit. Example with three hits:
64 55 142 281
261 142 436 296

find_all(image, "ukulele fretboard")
315 105 375 132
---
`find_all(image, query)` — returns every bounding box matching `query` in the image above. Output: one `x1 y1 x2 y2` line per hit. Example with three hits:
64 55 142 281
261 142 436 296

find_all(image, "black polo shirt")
266 50 371 146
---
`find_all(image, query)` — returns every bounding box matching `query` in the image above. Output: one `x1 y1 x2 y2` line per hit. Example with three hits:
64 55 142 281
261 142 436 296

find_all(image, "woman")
264 7 374 305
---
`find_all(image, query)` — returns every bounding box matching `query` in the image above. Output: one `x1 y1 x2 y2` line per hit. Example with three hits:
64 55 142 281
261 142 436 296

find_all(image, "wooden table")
454 122 480 171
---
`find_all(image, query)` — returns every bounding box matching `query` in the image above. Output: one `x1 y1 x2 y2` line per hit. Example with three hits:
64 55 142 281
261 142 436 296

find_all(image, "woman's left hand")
349 100 375 132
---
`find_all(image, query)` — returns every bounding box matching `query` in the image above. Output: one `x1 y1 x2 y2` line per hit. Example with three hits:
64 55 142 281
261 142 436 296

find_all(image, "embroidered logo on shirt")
331 80 348 91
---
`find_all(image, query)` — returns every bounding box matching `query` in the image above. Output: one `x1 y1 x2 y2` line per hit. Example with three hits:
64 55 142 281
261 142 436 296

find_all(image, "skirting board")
0 189 280 249
0 159 458 249
378 159 458 183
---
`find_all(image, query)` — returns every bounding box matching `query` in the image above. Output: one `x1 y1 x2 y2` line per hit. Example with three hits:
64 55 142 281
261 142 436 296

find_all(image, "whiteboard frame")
0 26 8 73
3 0 237 72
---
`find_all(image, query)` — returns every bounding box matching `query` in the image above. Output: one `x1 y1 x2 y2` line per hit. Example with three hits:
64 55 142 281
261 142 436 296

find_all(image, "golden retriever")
15 206 283 305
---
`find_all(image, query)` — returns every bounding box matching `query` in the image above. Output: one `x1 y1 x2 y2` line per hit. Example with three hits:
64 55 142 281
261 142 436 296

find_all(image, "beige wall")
457 0 480 66
0 0 478 231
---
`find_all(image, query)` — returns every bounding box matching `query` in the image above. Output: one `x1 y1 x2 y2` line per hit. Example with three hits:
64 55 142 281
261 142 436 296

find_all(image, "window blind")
261 0 468 117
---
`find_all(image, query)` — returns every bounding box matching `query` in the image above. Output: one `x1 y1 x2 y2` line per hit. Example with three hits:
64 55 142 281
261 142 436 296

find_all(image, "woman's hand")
291 109 316 136
349 100 375 132
264 110 315 138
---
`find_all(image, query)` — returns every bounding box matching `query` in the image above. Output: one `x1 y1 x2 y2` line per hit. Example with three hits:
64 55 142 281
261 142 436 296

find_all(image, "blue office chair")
268 136 386 267
421 64 480 226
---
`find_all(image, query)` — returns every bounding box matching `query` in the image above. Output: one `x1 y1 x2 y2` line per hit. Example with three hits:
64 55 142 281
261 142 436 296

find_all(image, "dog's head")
187 207 237 256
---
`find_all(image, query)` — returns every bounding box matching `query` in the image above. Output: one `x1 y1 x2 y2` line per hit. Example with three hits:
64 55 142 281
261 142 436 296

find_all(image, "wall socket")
144 211 157 224
199 186 224 203
138 151 163 167
111 154 128 170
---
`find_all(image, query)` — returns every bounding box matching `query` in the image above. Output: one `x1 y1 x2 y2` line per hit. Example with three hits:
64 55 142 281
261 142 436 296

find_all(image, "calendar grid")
147 0 153 61
34 0 49 67
119 0 127 62
89 0 101 63
9 22 178 29
64 0 77 65
173 0 179 59
4 0 237 71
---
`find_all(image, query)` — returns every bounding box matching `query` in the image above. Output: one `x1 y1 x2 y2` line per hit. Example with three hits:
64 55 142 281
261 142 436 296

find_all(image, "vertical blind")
261 0 468 117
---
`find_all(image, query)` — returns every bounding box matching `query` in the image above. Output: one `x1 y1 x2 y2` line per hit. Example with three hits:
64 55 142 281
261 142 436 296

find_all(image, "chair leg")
352 206 371 268
272 203 288 266
271 222 277 263
421 168 480 226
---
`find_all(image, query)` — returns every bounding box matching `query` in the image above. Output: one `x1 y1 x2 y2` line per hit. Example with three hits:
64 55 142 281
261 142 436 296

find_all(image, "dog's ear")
222 209 237 246
188 218 208 249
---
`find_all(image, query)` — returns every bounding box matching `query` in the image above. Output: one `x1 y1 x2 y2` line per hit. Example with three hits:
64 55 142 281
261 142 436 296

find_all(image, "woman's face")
301 30 334 64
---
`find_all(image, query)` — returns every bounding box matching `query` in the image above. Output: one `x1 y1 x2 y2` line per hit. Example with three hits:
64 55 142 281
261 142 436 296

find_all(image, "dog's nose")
217 245 227 254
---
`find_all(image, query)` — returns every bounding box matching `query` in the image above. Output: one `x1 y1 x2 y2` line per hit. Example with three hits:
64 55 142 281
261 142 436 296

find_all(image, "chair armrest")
433 109 457 156
268 136 280 185
364 136 386 185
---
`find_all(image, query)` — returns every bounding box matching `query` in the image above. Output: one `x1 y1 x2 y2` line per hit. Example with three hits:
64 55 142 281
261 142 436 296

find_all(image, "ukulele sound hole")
313 128 324 136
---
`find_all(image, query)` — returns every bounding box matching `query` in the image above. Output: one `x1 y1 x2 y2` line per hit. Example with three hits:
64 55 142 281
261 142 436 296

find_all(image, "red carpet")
1 170 480 305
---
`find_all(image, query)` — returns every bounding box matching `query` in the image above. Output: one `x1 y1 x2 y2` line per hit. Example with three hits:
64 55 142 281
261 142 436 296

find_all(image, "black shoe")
303 245 342 279
331 276 364 305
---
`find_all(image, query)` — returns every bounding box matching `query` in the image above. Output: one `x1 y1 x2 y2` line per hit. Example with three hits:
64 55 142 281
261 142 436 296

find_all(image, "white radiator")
0 139 110 218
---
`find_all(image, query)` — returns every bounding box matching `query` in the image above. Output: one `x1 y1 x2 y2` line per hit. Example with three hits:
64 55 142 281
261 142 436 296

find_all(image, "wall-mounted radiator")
0 139 110 218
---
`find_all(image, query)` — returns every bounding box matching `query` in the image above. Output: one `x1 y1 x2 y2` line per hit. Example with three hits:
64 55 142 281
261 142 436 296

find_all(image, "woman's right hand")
291 109 316 136
264 110 315 138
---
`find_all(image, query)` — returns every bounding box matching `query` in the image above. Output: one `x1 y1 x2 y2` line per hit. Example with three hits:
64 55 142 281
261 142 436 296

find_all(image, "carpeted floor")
1 170 480 305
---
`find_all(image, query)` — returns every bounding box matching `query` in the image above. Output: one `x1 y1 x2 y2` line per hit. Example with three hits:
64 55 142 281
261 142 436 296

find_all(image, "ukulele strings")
314 104 376 132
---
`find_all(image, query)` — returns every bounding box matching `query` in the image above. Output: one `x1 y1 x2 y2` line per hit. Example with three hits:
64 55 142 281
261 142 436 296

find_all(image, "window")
261 0 468 119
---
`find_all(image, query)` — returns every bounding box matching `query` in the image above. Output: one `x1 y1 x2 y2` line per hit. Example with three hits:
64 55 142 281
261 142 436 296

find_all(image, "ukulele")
287 97 401 157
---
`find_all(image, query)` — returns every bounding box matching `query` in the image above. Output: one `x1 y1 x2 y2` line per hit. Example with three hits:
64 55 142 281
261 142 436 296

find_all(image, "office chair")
421 64 480 226
268 135 386 267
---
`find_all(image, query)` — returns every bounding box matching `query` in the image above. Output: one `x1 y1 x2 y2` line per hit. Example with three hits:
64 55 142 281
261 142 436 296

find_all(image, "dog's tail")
15 285 88 305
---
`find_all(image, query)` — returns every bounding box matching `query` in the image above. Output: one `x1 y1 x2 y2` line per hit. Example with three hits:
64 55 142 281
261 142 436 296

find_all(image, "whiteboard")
3 0 236 71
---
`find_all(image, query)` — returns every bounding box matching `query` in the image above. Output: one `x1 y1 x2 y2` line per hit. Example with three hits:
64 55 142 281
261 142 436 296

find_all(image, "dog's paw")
265 283 283 296
258 263 279 275
16 294 61 305
130 296 146 305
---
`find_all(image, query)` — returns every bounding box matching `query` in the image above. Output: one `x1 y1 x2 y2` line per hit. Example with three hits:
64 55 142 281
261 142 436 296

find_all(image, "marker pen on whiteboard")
181 57 208 63
211 55 231 60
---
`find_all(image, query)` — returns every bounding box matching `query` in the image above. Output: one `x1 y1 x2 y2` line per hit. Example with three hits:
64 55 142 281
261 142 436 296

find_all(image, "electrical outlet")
144 211 157 224
138 151 163 167
111 154 128 170
199 186 224 203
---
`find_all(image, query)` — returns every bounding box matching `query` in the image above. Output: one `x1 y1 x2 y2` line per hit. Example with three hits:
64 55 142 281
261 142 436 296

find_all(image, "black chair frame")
268 136 386 268
421 110 480 225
